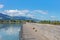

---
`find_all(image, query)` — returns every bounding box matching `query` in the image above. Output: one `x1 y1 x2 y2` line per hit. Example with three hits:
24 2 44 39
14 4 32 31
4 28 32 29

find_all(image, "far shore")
0 20 60 25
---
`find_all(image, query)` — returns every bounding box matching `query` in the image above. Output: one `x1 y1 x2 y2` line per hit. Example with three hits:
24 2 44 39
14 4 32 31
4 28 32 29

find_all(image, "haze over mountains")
0 13 38 21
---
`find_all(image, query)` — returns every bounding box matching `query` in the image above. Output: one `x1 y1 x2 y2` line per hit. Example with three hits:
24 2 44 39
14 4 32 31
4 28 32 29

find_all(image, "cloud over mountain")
2 9 48 19
3 9 29 16
32 10 48 14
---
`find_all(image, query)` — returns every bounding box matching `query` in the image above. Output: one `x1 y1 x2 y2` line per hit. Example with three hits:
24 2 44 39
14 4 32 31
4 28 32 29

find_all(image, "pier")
20 22 60 40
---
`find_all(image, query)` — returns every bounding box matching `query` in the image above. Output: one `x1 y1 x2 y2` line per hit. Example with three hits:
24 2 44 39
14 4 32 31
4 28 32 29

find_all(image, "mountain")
12 16 39 22
0 13 39 22
11 16 34 20
0 13 11 20
0 13 33 20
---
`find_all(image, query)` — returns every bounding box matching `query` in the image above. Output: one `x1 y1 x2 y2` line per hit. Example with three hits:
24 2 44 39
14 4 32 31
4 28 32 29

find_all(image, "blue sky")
0 0 60 20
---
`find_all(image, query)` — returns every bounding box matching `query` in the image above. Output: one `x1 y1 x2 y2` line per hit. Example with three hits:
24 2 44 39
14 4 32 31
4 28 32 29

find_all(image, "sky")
0 0 60 20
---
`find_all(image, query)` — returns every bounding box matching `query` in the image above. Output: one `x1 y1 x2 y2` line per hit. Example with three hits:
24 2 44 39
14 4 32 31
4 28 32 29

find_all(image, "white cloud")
3 9 29 16
51 16 56 18
0 4 4 8
33 10 48 14
21 10 29 13
3 10 34 18
50 16 57 20
26 14 35 18
39 16 46 20
2 9 48 19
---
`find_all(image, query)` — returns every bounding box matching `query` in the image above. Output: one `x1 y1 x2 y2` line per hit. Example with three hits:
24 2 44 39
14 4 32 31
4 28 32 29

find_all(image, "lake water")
0 24 22 40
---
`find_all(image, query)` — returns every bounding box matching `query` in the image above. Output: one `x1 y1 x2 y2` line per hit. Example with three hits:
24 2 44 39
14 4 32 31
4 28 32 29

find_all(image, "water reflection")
0 24 21 40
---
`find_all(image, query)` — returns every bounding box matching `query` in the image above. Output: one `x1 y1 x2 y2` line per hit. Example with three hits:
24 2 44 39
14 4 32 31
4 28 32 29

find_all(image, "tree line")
0 20 60 25
38 20 60 25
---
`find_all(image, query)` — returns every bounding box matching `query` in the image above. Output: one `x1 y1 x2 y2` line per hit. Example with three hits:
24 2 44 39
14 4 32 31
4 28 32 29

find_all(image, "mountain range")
0 13 39 21
0 13 11 20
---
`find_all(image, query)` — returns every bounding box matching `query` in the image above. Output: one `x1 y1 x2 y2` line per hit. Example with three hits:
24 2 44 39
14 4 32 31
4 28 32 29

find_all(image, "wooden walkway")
21 22 60 40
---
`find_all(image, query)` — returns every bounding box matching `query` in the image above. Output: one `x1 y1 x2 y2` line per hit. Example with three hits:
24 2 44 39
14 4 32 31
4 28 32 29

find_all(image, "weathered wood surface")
22 22 60 40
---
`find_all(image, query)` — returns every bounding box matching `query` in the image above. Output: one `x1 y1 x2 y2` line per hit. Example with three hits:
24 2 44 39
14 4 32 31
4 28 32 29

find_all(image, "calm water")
0 24 22 40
